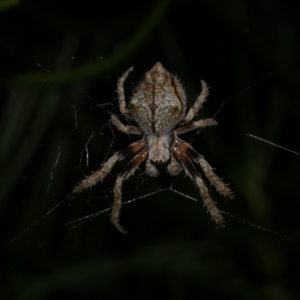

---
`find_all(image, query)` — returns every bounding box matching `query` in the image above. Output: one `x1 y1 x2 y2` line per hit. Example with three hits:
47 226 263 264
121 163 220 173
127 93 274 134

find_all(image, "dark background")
0 0 300 299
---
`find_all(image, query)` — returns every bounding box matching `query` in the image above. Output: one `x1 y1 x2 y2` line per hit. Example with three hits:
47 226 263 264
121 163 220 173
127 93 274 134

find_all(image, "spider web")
1 44 299 256
1 3 300 294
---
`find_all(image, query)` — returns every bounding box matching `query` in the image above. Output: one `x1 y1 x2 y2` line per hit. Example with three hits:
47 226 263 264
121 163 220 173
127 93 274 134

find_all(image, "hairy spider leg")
173 148 224 226
112 149 148 234
117 66 134 118
176 118 217 134
176 139 233 199
183 80 210 123
73 141 145 193
111 114 142 135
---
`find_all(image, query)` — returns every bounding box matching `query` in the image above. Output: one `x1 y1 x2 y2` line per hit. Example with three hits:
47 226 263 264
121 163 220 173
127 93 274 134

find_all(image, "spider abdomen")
129 62 186 134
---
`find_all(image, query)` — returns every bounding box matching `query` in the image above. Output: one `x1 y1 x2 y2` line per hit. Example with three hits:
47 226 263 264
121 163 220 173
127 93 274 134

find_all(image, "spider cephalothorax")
74 62 233 233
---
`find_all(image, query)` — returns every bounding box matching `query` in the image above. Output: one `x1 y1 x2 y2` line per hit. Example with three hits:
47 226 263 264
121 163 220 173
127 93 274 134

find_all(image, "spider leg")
112 149 148 234
176 118 217 135
73 140 145 193
117 66 134 118
183 80 209 123
111 115 142 135
173 148 223 226
175 139 233 199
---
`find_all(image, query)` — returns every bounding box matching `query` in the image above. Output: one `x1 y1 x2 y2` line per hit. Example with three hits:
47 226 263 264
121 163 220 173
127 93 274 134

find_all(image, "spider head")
146 134 171 164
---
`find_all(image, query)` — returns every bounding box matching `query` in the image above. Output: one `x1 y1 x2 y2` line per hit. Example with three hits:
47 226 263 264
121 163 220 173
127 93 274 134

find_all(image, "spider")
73 62 233 233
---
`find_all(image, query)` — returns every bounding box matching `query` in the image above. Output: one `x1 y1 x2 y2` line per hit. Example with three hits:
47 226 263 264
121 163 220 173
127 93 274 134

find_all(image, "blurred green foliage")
0 0 299 299
0 0 19 12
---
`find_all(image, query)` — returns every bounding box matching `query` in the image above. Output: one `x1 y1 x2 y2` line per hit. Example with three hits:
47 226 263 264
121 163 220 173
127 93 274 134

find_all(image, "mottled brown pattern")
73 62 233 233
130 62 186 134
